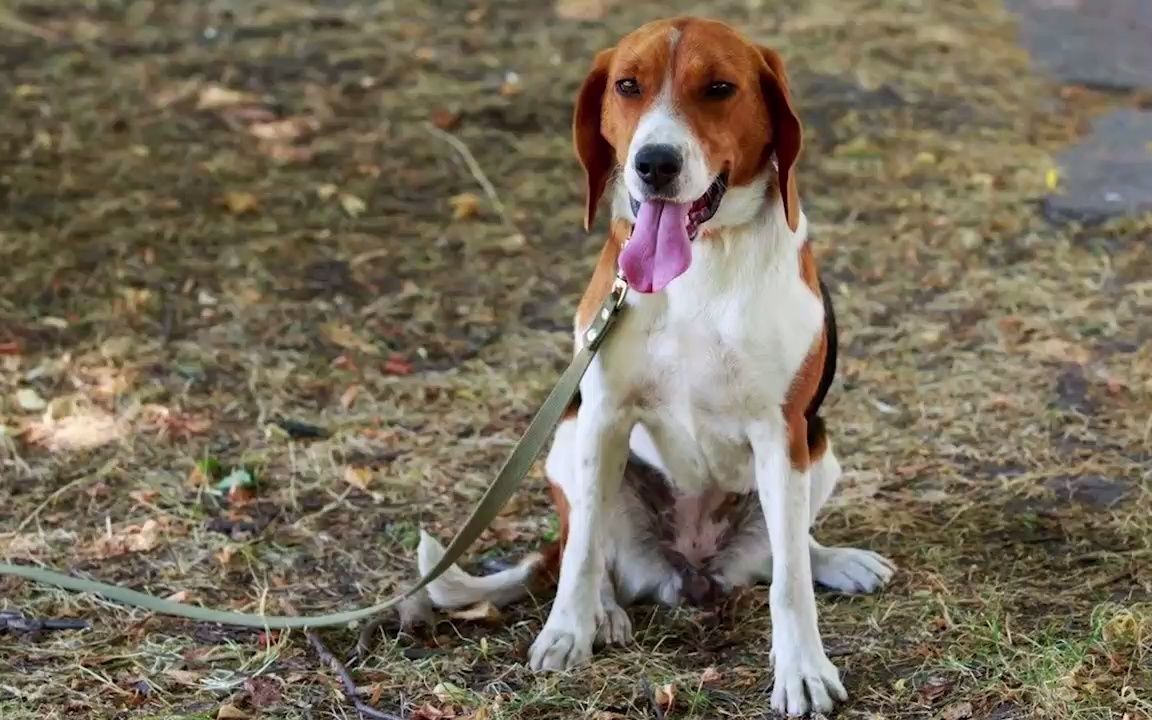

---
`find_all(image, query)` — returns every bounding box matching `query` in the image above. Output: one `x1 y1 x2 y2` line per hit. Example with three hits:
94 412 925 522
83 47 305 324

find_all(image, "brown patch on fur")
571 17 804 233
574 218 629 337
784 245 830 471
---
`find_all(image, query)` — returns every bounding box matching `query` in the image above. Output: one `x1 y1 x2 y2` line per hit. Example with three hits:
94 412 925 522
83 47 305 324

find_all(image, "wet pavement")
1007 0 1152 222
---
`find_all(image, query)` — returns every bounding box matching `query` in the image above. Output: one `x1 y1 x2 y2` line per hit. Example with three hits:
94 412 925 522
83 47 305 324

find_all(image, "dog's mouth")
619 173 728 294
628 173 728 241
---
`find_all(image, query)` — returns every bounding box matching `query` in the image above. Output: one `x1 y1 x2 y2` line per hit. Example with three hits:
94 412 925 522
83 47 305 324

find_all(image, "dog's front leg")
528 401 630 672
750 415 847 716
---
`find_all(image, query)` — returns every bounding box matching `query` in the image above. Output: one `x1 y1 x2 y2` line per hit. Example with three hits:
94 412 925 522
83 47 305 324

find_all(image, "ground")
2 1 1151 719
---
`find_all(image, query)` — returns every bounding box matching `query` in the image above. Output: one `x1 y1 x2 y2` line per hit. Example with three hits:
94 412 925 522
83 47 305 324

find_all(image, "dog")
416 16 895 716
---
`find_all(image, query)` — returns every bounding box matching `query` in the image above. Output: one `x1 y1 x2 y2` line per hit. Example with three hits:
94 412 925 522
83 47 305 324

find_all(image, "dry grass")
2 0 1151 718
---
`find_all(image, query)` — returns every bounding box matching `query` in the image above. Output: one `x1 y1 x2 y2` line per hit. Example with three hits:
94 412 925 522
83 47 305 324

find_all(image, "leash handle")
0 277 629 630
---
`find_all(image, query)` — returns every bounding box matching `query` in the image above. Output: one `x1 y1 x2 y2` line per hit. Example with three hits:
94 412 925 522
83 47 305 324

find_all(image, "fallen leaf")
216 703 249 720
24 404 122 451
430 108 461 130
654 683 676 714
323 323 380 356
383 355 413 375
700 666 722 684
938 701 973 720
222 191 260 215
340 384 361 410
411 704 448 720
919 676 953 702
164 669 203 686
196 85 257 110
447 602 502 624
89 519 164 558
343 466 374 491
165 590 192 603
15 388 47 412
449 192 481 220
433 682 466 705
340 193 367 217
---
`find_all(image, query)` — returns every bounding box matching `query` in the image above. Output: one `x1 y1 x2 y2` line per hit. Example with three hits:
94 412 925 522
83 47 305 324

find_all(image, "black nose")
634 144 682 192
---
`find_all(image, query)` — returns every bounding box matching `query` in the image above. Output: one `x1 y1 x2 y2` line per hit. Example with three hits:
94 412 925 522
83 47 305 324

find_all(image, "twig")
422 123 520 234
306 630 403 720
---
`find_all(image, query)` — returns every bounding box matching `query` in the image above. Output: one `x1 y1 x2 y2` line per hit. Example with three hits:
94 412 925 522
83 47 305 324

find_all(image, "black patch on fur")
805 276 838 423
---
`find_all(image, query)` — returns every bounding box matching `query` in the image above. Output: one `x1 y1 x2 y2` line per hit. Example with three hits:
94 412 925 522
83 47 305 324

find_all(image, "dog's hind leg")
807 439 896 594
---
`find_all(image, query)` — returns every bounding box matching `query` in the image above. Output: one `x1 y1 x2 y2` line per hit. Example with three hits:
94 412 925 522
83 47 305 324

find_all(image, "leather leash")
0 275 630 630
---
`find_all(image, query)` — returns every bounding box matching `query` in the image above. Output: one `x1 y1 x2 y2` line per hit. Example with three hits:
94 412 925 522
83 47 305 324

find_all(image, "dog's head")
573 17 803 292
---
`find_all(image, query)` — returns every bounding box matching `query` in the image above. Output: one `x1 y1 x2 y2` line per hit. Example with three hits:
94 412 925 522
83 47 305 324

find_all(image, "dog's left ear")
572 47 615 231
756 46 803 233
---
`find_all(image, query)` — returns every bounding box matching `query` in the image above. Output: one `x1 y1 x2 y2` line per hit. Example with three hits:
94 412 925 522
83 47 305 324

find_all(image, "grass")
2 0 1152 718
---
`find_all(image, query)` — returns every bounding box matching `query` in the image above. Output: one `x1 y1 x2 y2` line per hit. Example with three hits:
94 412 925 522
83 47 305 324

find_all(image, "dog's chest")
628 255 823 491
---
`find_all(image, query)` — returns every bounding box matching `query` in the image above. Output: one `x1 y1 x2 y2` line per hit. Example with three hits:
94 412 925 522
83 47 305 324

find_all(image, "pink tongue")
619 200 692 293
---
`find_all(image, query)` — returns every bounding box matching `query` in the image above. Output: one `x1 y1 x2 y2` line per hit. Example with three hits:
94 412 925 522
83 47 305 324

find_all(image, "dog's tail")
416 530 561 610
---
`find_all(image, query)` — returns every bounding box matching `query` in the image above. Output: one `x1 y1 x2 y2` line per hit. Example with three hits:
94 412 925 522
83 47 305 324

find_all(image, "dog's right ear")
572 48 615 231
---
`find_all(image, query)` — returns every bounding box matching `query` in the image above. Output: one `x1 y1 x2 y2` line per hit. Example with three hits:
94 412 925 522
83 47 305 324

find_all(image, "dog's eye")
705 81 736 99
615 78 641 97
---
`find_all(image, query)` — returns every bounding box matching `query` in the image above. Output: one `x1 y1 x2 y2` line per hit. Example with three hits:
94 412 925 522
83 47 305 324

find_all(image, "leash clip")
582 274 629 351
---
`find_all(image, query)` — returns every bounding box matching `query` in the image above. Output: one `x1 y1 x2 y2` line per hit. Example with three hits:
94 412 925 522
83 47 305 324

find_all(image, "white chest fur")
587 210 824 495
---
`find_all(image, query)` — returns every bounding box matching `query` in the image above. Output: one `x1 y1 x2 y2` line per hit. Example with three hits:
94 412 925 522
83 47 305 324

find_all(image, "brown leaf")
343 466 374 491
196 85 259 110
216 703 249 720
654 683 676 714
918 676 953 702
164 669 203 686
449 192 482 220
430 108 461 130
937 701 973 720
411 704 448 720
87 519 164 558
221 191 260 215
447 602 502 624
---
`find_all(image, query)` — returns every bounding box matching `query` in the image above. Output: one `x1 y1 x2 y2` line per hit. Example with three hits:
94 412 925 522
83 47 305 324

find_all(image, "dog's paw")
528 623 594 672
595 602 632 646
811 545 895 595
770 650 847 716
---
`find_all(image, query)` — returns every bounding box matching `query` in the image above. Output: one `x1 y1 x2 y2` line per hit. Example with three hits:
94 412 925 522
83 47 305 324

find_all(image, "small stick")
422 123 520 234
306 630 402 720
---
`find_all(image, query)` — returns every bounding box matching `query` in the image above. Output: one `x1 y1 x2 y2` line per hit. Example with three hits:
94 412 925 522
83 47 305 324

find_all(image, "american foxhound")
418 16 895 716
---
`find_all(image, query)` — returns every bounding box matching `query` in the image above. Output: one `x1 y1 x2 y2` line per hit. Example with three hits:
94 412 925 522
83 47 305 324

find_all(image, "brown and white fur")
416 17 895 716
